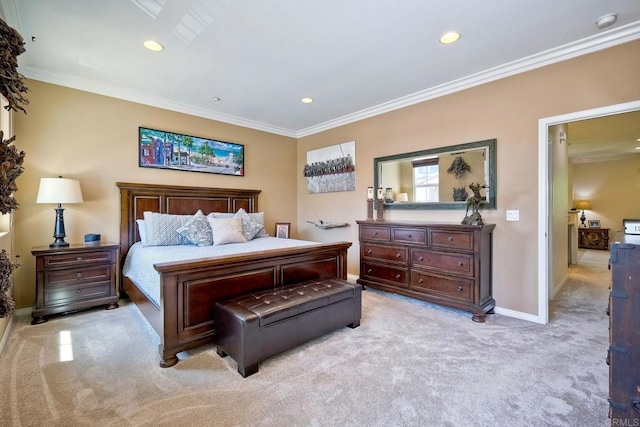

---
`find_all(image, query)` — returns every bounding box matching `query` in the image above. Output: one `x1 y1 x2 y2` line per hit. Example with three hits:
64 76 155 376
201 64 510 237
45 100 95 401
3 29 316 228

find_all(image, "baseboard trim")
0 313 14 357
493 306 545 324
14 307 31 317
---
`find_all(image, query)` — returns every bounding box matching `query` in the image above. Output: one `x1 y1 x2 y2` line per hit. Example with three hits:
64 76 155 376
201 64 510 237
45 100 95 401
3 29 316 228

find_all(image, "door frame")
537 99 640 324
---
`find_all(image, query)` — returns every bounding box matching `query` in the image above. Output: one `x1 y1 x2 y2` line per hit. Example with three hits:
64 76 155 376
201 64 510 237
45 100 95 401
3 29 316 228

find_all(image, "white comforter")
122 237 318 306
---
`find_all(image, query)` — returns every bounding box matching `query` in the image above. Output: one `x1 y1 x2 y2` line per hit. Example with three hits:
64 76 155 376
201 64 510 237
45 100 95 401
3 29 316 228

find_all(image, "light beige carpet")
0 250 611 426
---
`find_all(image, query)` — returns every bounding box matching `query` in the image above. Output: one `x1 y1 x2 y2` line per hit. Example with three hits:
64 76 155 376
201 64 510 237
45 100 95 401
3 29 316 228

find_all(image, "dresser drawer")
392 228 426 244
361 226 391 242
45 266 112 287
429 230 474 250
410 271 473 302
411 249 474 277
362 243 407 265
43 250 113 268
44 282 111 306
361 262 408 287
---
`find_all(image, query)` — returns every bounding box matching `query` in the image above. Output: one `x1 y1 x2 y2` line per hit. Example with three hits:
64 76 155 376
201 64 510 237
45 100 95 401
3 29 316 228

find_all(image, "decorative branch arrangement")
0 249 19 318
447 156 471 179
0 17 29 114
0 130 25 214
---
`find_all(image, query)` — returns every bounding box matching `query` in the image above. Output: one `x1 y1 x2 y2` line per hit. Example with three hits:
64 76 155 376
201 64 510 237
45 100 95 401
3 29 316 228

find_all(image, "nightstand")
31 242 120 324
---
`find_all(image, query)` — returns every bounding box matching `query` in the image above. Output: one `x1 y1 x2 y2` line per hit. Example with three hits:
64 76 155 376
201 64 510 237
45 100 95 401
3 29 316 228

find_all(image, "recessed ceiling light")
596 13 618 29
212 97 221 101
635 146 640 150
301 97 314 104
143 40 164 52
440 31 460 44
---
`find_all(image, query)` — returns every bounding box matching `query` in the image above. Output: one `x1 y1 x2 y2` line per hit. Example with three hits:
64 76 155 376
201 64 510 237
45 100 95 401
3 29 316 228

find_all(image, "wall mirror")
374 138 496 210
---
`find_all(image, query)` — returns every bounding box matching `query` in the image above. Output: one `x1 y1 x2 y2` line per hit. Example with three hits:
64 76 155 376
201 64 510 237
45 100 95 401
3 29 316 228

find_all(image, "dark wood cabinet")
578 227 609 250
608 234 640 424
357 220 495 322
31 243 120 324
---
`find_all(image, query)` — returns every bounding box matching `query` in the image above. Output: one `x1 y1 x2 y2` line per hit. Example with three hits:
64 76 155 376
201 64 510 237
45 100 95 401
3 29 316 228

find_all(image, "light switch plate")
506 210 519 221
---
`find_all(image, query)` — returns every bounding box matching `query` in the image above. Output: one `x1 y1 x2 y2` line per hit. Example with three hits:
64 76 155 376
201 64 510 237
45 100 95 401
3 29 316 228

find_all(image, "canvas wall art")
304 141 355 193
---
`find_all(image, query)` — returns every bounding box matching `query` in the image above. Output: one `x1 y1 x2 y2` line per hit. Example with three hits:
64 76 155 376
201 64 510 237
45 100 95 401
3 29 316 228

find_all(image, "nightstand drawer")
43 250 113 268
45 266 111 287
44 282 111 306
410 272 473 302
411 249 474 277
361 243 407 265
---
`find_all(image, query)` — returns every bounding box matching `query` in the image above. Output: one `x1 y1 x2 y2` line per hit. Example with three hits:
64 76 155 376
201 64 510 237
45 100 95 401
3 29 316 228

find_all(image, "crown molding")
296 21 640 138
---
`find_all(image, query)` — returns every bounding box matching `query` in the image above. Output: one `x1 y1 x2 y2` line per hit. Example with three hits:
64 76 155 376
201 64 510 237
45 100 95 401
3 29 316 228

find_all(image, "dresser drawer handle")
457 285 464 292
395 274 401 279
447 236 453 242
395 253 401 258
76 256 83 262
76 272 83 278
457 261 464 267
418 278 424 284
76 289 81 294
373 231 378 236
367 269 373 274
418 256 424 261
367 249 373 255
407 234 412 238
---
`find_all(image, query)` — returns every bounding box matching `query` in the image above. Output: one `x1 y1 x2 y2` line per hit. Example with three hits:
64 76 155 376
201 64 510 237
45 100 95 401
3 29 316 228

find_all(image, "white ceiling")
2 0 640 156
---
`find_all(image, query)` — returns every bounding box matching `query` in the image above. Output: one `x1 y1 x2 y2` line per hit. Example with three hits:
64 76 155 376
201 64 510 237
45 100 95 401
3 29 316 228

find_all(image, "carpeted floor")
0 250 611 426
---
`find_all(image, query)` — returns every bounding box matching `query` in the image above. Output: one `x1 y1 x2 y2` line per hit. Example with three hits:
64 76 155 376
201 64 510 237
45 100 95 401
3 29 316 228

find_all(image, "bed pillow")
209 211 268 238
136 219 147 246
176 210 213 246
234 208 265 241
142 211 192 246
207 216 247 246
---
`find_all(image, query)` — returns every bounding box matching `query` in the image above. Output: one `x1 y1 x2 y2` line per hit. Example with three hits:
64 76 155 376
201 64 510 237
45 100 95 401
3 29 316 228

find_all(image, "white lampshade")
36 178 84 204
397 193 409 202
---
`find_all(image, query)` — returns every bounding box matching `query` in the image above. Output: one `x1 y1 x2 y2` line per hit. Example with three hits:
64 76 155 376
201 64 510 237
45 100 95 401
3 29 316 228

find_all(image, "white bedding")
122 237 319 306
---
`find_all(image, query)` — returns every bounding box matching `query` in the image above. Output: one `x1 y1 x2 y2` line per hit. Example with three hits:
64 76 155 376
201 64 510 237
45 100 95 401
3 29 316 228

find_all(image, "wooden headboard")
117 182 261 262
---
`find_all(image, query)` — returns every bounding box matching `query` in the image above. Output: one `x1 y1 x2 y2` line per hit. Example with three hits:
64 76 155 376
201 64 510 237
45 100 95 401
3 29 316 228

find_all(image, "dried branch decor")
0 130 25 214
0 249 19 318
447 156 471 179
0 17 29 114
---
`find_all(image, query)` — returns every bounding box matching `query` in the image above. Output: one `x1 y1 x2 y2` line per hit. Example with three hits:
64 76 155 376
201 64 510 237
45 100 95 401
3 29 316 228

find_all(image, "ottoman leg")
239 363 259 378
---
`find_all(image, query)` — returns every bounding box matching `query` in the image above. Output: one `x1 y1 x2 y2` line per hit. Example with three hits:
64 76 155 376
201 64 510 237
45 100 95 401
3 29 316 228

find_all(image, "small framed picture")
275 222 291 238
588 220 601 228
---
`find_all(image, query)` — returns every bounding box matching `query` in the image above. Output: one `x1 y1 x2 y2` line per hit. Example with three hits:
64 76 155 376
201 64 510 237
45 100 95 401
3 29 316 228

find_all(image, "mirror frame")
374 138 497 210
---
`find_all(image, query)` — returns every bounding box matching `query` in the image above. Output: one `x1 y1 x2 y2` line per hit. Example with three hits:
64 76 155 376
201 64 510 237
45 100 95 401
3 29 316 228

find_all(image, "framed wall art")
139 127 244 176
304 141 355 194
588 220 601 228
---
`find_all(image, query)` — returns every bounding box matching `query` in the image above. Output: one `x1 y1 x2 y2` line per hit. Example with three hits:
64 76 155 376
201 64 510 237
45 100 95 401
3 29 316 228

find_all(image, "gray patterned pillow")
207 217 247 245
142 211 192 246
234 208 265 240
176 210 213 246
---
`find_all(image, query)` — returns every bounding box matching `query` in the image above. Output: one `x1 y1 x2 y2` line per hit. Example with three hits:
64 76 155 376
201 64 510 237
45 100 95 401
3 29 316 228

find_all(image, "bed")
117 182 352 367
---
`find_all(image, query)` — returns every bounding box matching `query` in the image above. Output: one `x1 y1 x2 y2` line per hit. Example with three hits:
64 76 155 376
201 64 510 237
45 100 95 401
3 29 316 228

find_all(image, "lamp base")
50 239 69 248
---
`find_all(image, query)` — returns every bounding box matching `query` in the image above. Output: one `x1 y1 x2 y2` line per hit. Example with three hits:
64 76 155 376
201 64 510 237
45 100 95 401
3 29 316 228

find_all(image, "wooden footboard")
117 182 351 367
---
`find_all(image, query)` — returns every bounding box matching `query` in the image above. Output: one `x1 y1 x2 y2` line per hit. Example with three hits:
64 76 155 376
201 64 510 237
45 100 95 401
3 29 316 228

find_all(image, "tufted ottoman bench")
214 278 362 377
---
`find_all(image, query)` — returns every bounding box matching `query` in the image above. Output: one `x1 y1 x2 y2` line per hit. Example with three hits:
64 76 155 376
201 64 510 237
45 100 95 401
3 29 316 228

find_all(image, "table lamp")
575 200 591 227
36 177 84 247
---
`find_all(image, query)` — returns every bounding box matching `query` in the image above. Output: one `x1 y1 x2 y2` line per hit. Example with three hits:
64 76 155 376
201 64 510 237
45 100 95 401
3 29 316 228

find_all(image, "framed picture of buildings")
138 127 244 176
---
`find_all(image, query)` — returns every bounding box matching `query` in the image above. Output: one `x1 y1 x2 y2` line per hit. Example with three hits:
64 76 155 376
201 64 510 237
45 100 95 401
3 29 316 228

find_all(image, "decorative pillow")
234 208 265 241
136 219 147 246
207 216 247 246
176 210 213 246
142 211 192 246
248 212 268 238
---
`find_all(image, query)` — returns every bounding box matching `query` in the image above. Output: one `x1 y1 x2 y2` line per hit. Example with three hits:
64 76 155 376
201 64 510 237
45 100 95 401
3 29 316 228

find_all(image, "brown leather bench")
214 279 362 377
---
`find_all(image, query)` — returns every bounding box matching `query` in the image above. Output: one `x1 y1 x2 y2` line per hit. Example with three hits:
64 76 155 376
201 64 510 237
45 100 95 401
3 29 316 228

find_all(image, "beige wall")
297 39 640 316
12 80 297 309
573 157 640 233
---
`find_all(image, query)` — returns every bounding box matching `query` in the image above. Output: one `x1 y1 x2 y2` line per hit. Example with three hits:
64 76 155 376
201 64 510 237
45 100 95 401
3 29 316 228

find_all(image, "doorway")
538 100 640 324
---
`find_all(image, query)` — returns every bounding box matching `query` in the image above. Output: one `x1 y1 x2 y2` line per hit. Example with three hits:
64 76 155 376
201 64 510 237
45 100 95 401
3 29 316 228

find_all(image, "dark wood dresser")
578 227 609 250
356 220 495 322
608 233 640 424
31 243 120 324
